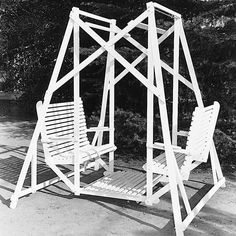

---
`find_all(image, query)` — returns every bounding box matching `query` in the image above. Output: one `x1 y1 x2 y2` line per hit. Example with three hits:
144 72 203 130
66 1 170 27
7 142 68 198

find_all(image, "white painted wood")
172 18 180 145
158 25 175 44
71 13 163 101
76 8 113 23
85 22 111 32
46 159 76 192
146 9 155 204
39 100 116 167
210 142 225 184
108 20 116 172
148 3 184 234
73 14 81 194
31 142 37 193
53 47 106 92
136 22 166 34
114 53 146 85
186 102 220 162
161 61 193 90
143 102 220 181
182 177 225 230
152 2 181 18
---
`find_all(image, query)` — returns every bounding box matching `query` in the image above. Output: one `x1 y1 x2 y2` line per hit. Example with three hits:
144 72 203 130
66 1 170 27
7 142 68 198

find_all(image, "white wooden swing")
10 2 225 236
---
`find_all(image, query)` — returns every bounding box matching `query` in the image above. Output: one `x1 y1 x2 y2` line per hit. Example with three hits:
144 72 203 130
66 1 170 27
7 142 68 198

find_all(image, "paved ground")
0 117 236 236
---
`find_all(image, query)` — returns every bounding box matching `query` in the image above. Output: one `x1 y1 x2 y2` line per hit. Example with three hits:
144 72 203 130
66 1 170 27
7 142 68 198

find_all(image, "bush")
214 129 236 164
114 109 147 157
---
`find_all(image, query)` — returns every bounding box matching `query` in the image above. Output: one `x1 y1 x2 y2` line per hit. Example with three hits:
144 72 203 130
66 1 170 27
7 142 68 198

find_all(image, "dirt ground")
0 118 236 236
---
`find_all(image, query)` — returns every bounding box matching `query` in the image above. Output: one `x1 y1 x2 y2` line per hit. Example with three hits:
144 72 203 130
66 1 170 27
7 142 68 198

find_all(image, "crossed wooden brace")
51 8 165 102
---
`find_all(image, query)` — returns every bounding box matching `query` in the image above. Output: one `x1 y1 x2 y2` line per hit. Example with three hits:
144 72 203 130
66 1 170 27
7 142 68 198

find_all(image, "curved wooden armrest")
86 127 111 132
153 142 181 150
150 142 189 154
151 142 189 155
177 130 189 137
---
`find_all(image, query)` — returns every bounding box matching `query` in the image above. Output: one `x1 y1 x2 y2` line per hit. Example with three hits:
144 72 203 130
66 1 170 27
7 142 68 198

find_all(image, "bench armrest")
147 142 189 155
86 127 111 132
153 142 181 150
177 130 189 137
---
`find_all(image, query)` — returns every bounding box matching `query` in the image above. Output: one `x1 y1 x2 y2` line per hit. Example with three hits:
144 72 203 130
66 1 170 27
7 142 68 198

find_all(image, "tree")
0 0 235 160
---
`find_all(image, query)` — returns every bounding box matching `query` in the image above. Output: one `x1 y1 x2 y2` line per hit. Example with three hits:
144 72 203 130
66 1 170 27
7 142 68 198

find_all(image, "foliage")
114 109 147 156
214 129 236 164
0 0 235 162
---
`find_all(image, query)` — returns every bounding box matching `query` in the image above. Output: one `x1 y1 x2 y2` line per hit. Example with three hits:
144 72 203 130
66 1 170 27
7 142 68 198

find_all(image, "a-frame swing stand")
10 2 225 236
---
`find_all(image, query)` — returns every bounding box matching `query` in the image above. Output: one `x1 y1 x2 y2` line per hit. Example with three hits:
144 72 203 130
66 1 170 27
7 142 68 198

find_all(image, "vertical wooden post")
96 20 116 146
73 9 81 194
31 142 37 193
93 19 116 171
148 3 184 235
145 6 154 205
108 20 116 172
172 18 180 145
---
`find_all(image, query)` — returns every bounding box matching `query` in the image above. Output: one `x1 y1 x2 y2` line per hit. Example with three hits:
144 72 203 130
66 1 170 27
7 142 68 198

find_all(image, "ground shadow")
0 144 71 206
38 170 235 236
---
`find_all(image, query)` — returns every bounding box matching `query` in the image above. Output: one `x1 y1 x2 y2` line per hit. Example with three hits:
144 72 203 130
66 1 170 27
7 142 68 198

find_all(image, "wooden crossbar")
74 8 113 23
69 10 164 101
136 22 166 34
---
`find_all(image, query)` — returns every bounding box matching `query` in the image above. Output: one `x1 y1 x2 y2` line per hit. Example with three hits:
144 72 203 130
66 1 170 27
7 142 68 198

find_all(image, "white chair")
37 98 116 167
143 102 220 180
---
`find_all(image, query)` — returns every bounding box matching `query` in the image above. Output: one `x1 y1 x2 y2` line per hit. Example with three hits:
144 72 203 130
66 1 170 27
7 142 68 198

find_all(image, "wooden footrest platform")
81 170 162 202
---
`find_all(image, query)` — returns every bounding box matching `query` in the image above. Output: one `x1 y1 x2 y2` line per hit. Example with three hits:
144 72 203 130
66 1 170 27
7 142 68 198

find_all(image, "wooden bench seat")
143 102 220 180
37 98 116 166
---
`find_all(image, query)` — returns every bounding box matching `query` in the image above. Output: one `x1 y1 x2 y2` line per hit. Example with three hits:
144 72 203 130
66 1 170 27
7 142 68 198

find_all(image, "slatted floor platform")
81 170 162 202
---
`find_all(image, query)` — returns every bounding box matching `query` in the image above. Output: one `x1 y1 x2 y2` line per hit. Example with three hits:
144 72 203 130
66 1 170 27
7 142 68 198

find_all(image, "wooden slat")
117 172 142 194
47 101 78 108
45 112 84 121
49 138 89 153
46 106 83 116
85 171 147 198
46 120 74 129
46 110 74 118
42 100 116 165
121 173 146 194
45 118 86 127
52 144 116 165
144 151 187 175
47 126 87 136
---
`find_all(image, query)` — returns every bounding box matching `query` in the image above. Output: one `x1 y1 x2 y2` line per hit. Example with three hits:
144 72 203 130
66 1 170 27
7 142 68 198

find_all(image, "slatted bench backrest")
186 102 220 163
42 98 89 158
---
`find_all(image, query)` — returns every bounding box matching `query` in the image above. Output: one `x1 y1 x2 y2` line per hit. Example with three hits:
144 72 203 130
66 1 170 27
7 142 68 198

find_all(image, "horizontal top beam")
147 2 181 19
72 7 114 24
